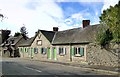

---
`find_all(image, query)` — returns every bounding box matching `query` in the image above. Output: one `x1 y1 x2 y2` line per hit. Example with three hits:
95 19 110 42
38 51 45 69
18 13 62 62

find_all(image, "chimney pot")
82 20 90 28
53 27 59 32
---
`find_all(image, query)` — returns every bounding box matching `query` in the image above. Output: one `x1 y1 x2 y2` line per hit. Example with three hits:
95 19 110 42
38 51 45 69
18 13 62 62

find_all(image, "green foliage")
20 26 28 39
20 26 28 35
14 32 21 37
98 1 120 46
96 25 113 47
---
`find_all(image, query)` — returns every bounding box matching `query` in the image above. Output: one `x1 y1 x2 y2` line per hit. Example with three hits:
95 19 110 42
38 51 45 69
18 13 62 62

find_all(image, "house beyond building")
0 30 11 56
1 35 27 57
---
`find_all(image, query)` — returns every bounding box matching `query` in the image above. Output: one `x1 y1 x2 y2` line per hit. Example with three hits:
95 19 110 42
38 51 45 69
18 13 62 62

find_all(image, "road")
0 58 118 77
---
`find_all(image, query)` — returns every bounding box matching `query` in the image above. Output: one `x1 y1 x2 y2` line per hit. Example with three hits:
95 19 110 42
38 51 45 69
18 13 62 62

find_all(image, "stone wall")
86 43 119 67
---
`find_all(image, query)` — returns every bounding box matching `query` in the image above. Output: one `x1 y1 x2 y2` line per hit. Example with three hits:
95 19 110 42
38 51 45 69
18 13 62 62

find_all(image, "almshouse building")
18 20 98 61
18 20 119 66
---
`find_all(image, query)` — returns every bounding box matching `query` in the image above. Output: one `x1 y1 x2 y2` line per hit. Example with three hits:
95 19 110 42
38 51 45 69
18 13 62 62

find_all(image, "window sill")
59 54 65 56
75 54 81 57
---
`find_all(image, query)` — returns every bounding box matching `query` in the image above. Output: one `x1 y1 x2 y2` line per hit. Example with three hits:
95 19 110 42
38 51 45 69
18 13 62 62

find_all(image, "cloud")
0 0 71 37
101 0 119 12
64 9 92 27
56 0 104 2
1 0 113 37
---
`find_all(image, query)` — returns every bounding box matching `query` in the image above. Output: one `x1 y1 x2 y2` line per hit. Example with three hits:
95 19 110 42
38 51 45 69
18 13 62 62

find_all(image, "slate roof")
6 35 23 45
72 24 100 43
18 24 100 46
18 37 34 47
18 30 55 47
40 30 55 43
52 24 100 45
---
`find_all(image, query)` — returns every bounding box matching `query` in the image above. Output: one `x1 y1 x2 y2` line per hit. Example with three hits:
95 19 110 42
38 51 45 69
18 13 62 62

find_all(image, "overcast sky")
0 0 119 37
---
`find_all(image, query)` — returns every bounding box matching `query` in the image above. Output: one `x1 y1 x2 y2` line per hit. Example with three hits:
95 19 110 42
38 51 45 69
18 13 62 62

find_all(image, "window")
37 40 42 45
34 48 38 54
11 40 14 44
73 47 84 57
41 48 46 55
20 48 23 52
25 48 28 53
59 47 66 56
78 48 81 54
74 47 77 55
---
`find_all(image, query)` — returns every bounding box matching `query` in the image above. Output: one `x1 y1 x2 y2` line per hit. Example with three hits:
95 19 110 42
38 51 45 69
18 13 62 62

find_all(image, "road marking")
24 67 42 73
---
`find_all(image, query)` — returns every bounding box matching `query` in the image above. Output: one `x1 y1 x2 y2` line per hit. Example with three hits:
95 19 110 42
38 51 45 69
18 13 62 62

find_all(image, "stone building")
18 20 119 66
1 35 26 57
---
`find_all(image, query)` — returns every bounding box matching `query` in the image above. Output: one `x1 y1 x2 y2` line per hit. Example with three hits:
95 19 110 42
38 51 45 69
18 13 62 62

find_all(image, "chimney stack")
53 27 59 32
82 20 90 28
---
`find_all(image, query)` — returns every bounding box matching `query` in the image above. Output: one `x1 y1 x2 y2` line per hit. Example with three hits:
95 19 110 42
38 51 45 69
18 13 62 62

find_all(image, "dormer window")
37 40 42 45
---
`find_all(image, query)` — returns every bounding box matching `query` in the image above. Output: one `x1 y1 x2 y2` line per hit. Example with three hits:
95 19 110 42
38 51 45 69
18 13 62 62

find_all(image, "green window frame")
73 47 84 57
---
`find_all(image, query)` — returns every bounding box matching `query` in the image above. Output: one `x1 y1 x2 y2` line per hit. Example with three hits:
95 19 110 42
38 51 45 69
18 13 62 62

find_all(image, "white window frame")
37 40 42 46
74 47 81 57
58 47 66 56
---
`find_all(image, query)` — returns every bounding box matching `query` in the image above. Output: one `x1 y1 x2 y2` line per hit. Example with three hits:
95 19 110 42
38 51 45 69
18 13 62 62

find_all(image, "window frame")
36 40 42 46
74 47 85 57
58 47 66 56
41 48 46 55
34 48 38 54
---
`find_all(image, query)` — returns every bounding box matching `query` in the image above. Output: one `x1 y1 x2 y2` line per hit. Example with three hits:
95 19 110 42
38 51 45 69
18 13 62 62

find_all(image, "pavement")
21 58 120 75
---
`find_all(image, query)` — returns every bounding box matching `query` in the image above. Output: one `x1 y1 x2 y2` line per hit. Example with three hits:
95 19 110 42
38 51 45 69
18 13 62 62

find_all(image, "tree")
0 14 3 18
14 32 21 37
20 26 28 39
96 25 113 48
0 13 4 21
97 1 120 46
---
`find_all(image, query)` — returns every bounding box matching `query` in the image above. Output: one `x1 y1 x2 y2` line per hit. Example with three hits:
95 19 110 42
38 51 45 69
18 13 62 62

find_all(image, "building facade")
18 20 96 62
18 20 119 66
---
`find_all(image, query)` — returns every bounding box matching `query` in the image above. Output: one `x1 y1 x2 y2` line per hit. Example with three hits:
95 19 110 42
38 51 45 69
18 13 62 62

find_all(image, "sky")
0 0 119 37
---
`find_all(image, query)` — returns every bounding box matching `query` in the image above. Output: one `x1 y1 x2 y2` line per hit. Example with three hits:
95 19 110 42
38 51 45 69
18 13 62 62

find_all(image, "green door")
28 48 31 57
70 47 74 56
53 48 57 60
70 47 74 61
31 48 34 59
47 48 51 59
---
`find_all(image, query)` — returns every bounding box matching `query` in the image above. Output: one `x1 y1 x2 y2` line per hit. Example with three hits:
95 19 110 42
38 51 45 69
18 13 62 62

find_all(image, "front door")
53 47 57 60
47 47 51 59
31 48 34 59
